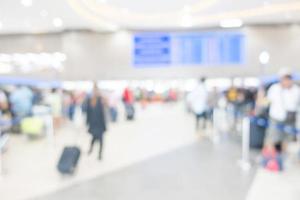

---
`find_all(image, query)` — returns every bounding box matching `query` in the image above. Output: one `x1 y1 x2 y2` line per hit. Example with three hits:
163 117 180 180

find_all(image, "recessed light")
40 10 48 17
21 0 33 7
259 51 270 65
181 15 193 27
53 18 63 27
220 19 243 28
108 24 120 31
54 52 67 62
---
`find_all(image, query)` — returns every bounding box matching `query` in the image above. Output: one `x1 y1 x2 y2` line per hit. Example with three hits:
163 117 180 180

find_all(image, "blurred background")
0 0 300 200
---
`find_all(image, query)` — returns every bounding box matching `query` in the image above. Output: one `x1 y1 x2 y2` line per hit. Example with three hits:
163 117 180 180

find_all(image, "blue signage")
133 32 245 67
134 33 171 65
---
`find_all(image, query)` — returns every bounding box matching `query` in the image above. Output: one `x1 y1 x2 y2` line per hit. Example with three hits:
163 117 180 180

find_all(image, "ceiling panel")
0 0 299 34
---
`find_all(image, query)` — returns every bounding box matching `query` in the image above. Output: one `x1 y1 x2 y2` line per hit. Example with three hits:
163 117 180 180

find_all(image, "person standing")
9 85 33 119
0 89 9 115
265 68 300 153
188 77 208 131
122 87 135 120
45 88 63 129
86 84 107 160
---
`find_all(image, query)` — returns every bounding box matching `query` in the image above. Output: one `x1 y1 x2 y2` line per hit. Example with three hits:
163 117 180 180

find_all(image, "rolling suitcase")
249 117 267 149
57 146 81 174
126 104 135 120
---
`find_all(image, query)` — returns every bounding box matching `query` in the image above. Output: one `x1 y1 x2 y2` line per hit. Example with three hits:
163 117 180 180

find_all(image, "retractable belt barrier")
238 116 299 171
250 116 299 135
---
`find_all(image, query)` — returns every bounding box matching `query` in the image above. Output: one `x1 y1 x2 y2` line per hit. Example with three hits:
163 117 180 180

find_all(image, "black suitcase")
250 117 267 149
57 146 81 174
126 105 135 120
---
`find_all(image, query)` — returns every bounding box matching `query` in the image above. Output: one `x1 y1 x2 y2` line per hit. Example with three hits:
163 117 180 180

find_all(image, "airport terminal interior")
1 0 300 200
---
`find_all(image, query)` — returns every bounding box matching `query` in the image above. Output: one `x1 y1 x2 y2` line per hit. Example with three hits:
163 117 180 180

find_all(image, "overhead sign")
134 33 171 66
133 32 245 67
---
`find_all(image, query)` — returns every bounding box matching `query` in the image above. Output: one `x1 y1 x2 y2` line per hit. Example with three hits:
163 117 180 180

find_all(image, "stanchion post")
238 117 251 171
212 108 220 144
0 128 3 176
0 134 9 177
0 148 2 176
45 115 54 146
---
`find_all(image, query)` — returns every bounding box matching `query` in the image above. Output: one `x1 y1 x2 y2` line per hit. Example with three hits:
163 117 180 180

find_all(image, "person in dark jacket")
86 84 107 160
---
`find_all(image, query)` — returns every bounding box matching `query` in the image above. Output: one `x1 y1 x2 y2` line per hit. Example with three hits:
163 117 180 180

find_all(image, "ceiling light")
108 24 120 31
0 63 13 74
259 51 270 65
0 54 12 62
220 19 243 28
54 52 67 62
21 0 33 7
53 18 63 27
40 10 48 17
181 15 193 27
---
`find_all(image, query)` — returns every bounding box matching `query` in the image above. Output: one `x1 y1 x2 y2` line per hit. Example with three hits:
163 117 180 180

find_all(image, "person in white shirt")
265 68 300 151
45 88 63 129
187 77 208 131
108 90 119 123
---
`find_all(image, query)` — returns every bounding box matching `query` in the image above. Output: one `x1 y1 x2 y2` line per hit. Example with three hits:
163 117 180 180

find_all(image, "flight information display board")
133 32 245 67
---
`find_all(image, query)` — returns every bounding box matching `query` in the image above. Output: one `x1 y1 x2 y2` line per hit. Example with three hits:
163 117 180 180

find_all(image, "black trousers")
89 135 104 157
195 112 207 130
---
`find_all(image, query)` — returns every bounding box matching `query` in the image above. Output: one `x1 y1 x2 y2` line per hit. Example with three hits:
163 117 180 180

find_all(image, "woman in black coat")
86 84 107 160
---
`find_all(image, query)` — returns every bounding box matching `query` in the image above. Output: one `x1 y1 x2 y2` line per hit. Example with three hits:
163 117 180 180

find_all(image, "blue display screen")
133 32 245 67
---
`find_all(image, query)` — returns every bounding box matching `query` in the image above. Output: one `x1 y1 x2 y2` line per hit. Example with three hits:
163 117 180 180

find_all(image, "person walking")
86 83 107 160
188 77 208 131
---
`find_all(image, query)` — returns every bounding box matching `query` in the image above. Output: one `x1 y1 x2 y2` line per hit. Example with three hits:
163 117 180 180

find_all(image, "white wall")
0 25 300 80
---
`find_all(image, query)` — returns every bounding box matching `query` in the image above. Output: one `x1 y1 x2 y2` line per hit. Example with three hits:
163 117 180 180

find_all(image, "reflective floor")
0 103 299 200
34 140 255 200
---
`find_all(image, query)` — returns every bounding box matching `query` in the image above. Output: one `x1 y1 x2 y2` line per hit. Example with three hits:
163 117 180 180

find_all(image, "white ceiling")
0 0 300 34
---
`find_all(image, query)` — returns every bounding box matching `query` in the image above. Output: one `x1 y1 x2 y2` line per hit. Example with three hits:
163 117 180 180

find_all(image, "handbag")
280 88 297 125
285 111 296 124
